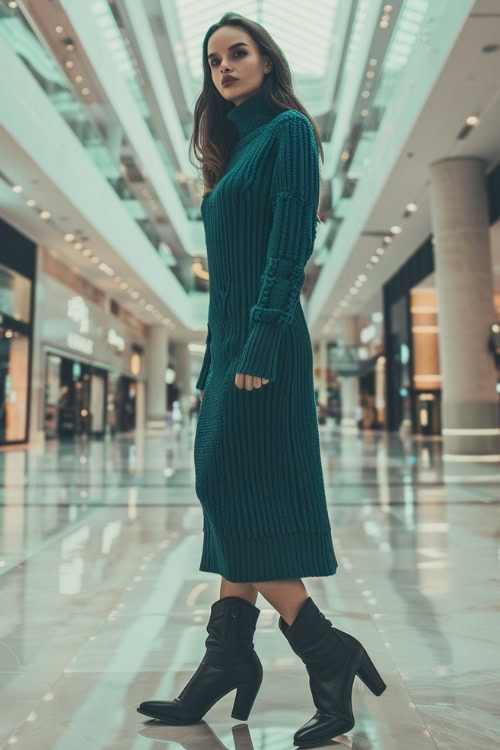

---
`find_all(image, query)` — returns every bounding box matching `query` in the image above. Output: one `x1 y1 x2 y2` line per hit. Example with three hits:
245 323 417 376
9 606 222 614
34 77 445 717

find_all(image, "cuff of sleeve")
196 354 211 390
235 320 283 382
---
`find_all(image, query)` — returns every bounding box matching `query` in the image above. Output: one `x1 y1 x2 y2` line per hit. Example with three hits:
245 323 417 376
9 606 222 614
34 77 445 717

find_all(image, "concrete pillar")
174 342 192 426
429 157 499 459
316 339 328 407
146 325 168 429
339 316 360 429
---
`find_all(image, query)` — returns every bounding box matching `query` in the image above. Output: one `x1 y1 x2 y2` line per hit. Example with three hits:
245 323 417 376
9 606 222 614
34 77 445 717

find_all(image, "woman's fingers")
234 373 270 390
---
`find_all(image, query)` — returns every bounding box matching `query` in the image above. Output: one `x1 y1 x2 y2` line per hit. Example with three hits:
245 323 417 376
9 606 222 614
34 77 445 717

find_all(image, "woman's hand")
235 373 270 390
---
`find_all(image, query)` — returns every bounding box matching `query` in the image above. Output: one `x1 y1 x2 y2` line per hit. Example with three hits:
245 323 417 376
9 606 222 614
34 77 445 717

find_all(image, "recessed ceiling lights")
64 233 75 241
390 226 402 234
354 280 363 288
55 25 64 33
350 287 359 295
119 282 129 290
131 291 140 299
369 58 377 66
340 300 348 308
113 275 121 283
82 248 92 257
139 298 146 306
40 210 51 220
8 1 18 8
360 109 369 117
366 262 373 270
82 87 90 96
358 274 367 282
65 60 74 69
90 255 100 264
465 115 480 127
12 185 23 193
383 235 392 243
145 303 153 312
75 75 83 83
73 242 83 250
406 203 418 213
66 43 74 52
26 199 36 207
370 255 380 263
376 247 385 255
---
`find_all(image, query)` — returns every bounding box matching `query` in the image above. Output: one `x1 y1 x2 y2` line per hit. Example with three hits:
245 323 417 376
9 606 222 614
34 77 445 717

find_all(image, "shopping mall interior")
0 0 499 748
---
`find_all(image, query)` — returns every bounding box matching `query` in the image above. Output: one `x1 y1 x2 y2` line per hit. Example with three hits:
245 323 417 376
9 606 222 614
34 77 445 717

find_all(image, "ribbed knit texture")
193 88 338 582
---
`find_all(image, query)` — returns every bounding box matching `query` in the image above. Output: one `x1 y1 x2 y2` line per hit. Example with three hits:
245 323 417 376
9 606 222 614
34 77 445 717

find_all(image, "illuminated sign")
67 332 94 355
108 328 125 352
67 296 90 333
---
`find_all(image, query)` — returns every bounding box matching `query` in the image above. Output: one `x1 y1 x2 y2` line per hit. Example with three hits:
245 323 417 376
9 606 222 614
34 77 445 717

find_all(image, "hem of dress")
199 520 338 583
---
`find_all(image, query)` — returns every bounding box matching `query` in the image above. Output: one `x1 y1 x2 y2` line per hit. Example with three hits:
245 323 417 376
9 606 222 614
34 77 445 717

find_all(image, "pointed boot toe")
279 597 386 746
137 596 263 725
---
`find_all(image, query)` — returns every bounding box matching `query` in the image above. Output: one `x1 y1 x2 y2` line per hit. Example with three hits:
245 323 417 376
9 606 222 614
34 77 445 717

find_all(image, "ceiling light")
75 75 83 83
26 199 36 207
367 71 375 79
131 291 140 299
8 1 18 8
12 185 23 193
145 303 153 312
65 60 74 69
406 203 418 213
390 225 402 234
66 43 74 52
113 275 121 283
119 282 129 290
354 280 363 288
64 233 75 241
82 248 92 257
369 58 377 66
99 263 114 276
73 242 83 250
383 235 392 243
55 25 64 33
376 247 385 255
360 109 369 117
466 115 480 127
340 300 348 308
139 298 146 306
40 211 51 220
361 90 370 98
358 274 367 282
366 262 373 269
350 287 359 295
370 255 380 263
91 255 100 264
82 88 90 96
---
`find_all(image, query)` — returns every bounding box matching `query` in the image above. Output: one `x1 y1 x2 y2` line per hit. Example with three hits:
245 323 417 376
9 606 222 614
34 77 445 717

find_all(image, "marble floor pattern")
0 425 499 749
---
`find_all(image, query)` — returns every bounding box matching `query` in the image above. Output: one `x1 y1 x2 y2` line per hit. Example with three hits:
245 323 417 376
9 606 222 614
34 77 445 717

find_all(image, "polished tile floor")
1 424 499 749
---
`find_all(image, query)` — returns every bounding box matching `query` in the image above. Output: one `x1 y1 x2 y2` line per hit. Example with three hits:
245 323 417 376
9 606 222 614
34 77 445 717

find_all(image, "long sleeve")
196 322 212 390
234 113 320 382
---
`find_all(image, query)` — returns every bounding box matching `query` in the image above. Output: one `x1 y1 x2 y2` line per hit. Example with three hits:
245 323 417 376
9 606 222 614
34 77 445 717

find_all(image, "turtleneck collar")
226 88 277 139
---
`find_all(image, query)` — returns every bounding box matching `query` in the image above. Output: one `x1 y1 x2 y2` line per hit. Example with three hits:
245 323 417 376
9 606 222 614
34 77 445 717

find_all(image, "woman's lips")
222 78 238 87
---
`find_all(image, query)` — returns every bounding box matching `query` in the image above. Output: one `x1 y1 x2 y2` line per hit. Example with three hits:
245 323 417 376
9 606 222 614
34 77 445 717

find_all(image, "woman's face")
207 26 271 107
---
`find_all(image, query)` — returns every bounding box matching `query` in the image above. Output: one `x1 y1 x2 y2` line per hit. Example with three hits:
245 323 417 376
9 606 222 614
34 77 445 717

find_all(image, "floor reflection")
1 429 499 749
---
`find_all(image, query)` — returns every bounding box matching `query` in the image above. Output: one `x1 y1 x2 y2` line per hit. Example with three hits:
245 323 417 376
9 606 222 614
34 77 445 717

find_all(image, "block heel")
231 677 262 721
357 650 387 696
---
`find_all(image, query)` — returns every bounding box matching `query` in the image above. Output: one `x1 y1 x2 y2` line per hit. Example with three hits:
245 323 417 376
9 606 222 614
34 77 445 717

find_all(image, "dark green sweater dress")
194 88 338 583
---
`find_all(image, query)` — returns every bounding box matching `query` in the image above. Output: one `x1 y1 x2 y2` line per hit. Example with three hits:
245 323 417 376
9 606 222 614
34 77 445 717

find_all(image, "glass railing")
330 0 430 233
0 4 165 252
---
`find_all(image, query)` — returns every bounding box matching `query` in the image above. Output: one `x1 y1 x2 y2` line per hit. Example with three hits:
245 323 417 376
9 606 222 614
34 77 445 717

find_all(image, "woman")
138 13 386 746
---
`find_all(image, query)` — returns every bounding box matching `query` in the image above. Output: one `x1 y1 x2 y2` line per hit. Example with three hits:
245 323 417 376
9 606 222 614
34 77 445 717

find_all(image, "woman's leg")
251 578 309 625
220 575 258 606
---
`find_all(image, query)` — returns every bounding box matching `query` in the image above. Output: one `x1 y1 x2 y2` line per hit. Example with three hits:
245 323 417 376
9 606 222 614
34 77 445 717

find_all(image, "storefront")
0 219 35 446
33 248 146 440
383 235 438 434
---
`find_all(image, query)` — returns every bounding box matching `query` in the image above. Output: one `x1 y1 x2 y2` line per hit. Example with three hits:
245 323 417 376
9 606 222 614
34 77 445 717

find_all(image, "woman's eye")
209 50 245 67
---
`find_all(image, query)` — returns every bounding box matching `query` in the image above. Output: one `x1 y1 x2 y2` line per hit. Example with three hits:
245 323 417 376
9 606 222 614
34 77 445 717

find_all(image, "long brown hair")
190 12 324 198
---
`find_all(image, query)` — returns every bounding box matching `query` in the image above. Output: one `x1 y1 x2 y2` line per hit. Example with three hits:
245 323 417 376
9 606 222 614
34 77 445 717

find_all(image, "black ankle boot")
279 597 386 746
137 596 263 724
